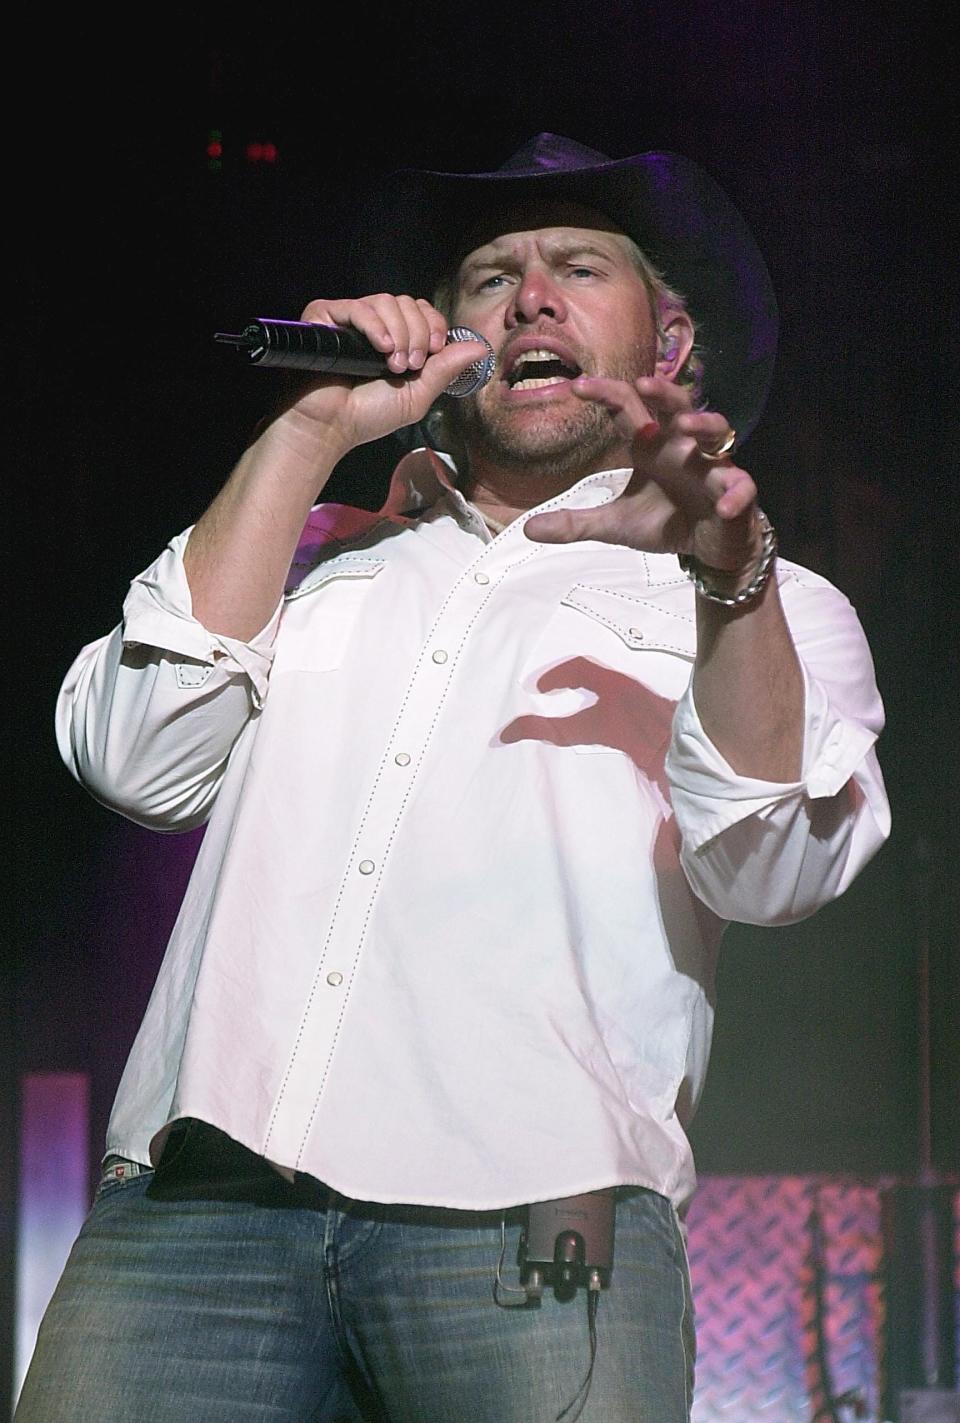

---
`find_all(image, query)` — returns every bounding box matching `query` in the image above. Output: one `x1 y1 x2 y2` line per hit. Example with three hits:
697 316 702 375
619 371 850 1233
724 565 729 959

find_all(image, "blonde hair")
621 238 704 403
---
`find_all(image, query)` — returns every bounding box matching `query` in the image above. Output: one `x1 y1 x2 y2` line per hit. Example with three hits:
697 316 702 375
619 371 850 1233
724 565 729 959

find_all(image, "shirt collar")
381 447 633 537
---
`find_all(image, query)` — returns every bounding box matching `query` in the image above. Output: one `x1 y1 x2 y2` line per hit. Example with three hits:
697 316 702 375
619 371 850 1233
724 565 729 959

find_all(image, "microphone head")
444 327 496 398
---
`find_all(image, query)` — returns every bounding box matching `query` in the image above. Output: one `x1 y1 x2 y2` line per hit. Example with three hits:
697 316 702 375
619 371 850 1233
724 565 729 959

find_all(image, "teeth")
510 348 573 376
516 348 560 365
507 348 579 390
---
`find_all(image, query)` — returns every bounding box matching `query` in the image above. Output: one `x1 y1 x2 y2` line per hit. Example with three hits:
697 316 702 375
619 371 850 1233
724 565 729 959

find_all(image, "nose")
507 266 568 326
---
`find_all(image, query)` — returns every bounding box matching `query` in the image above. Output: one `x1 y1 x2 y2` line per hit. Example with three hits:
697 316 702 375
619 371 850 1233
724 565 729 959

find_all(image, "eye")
477 273 510 292
567 265 598 279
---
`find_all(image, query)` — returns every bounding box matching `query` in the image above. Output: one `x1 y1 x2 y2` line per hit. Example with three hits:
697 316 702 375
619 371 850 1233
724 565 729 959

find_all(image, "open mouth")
505 348 582 391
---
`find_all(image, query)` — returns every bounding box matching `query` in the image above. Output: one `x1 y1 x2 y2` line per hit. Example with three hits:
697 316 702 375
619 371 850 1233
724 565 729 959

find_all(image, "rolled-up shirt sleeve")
665 576 891 926
55 529 281 831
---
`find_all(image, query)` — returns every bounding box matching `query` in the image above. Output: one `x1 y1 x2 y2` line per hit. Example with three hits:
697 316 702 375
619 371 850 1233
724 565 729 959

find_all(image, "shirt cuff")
665 661 879 853
120 529 281 707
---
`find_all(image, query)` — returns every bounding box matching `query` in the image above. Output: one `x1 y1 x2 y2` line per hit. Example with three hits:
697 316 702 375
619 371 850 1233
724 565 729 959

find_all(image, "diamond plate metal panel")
686 1175 959 1423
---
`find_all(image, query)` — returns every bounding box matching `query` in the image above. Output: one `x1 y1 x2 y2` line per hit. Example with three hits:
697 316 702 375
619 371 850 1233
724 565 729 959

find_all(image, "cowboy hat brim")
352 134 778 444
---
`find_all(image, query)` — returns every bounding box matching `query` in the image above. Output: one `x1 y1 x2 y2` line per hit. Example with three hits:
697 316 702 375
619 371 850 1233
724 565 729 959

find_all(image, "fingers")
525 376 756 558
713 465 757 519
634 375 694 414
634 380 736 457
299 295 450 373
570 375 659 441
576 374 742 471
633 378 733 448
573 370 754 520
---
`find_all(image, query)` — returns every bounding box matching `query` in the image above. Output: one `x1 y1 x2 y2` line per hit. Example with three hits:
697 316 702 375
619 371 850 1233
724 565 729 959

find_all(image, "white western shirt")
56 452 890 1213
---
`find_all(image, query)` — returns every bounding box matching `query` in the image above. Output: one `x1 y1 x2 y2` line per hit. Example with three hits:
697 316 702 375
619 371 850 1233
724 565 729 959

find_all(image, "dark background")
11 0 958 1287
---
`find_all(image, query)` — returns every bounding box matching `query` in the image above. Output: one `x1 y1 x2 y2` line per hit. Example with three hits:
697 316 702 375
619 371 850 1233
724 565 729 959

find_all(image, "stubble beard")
452 395 622 482
450 345 656 483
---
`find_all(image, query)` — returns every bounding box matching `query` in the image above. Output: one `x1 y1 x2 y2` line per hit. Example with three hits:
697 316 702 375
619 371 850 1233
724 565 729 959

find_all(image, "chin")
461 399 620 473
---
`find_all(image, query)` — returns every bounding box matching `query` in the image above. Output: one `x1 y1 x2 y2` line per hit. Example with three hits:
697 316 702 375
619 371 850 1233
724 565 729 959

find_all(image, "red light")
245 140 279 164
206 140 222 159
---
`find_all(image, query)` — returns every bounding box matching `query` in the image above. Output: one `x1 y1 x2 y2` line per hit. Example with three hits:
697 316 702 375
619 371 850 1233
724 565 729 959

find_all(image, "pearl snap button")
474 572 490 585
395 752 411 766
358 860 375 875
432 649 448 664
326 972 343 987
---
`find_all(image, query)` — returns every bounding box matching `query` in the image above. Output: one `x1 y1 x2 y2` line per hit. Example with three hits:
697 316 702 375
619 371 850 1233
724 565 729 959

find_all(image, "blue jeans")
16 1122 694 1422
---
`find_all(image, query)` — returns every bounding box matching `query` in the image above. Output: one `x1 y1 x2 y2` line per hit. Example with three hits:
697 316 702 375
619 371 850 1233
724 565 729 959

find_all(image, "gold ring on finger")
698 428 737 462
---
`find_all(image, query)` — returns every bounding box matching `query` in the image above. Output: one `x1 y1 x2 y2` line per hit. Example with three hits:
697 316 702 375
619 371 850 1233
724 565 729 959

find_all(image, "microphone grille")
444 327 496 398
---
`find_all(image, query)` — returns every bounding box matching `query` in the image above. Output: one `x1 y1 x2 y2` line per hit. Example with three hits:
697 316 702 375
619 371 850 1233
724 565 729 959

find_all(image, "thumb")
524 507 607 544
412 338 492 405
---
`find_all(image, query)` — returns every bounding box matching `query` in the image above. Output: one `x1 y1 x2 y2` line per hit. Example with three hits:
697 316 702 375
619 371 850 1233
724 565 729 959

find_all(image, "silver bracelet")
678 509 778 607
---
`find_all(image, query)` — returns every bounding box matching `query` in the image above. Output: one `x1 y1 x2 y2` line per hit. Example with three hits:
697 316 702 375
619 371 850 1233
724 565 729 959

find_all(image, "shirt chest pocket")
527 582 699 705
274 557 385 674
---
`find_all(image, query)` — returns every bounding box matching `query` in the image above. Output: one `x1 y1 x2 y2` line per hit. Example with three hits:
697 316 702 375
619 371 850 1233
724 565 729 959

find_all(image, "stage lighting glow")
14 1073 90 1411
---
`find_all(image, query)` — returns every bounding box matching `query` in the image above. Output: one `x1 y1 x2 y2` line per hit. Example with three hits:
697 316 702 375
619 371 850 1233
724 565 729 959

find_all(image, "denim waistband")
100 1154 151 1186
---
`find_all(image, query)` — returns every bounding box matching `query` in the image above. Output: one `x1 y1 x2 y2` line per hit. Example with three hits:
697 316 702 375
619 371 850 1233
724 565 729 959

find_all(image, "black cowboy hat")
354 133 778 444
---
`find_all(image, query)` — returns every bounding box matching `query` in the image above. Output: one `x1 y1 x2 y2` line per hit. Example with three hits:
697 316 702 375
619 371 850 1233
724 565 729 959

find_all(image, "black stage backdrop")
12 2 958 1251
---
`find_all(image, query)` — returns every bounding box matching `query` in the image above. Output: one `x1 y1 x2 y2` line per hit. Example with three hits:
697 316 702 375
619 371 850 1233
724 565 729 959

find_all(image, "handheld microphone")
214 318 495 398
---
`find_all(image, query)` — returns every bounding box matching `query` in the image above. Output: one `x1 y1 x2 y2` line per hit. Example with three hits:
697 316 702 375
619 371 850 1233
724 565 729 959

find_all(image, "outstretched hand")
523 375 763 576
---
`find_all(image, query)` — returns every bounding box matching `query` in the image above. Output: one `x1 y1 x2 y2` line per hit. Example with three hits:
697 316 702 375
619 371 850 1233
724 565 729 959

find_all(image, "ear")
655 311 695 380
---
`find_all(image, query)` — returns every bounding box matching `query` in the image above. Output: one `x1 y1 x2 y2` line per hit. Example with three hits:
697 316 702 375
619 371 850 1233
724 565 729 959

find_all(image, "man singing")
18 134 889 1422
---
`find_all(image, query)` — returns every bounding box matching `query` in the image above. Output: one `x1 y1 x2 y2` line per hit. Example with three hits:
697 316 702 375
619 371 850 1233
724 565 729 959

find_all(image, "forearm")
692 575 804 782
183 410 349 641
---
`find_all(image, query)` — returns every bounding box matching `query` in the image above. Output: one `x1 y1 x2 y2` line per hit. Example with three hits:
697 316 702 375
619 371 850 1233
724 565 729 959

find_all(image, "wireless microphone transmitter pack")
519 1190 616 1302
